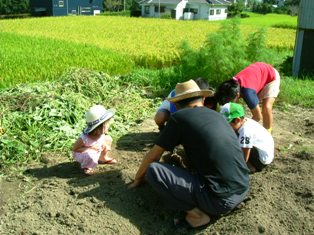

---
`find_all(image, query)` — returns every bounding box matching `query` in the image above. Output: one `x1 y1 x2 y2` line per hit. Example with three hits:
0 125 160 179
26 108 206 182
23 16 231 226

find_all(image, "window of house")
190 8 198 14
225 9 227 14
209 9 214 15
216 9 221 15
155 6 165 13
145 6 150 14
184 8 198 14
59 0 64 7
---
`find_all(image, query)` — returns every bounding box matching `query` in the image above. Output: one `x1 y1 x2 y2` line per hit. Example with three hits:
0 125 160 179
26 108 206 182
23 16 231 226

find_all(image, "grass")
279 77 314 108
241 13 297 28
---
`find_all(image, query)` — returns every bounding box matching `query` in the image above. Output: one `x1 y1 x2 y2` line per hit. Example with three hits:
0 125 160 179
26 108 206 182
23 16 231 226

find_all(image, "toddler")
72 105 117 175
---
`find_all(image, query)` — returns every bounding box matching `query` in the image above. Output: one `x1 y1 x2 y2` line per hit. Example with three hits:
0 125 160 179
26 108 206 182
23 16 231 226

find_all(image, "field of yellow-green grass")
0 13 297 88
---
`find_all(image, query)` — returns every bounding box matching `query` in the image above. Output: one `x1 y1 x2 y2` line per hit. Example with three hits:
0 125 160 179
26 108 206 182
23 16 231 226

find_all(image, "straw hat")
167 79 214 103
83 105 115 134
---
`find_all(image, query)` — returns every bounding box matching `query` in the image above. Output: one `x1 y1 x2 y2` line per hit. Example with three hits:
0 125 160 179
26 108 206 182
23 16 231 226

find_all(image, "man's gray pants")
145 162 248 216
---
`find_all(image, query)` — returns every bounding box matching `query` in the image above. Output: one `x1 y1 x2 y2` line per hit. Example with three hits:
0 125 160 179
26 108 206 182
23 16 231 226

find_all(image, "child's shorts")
258 68 281 101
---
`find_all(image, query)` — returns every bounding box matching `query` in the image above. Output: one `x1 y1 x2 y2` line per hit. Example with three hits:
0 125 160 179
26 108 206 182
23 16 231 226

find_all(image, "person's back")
238 118 274 165
235 62 276 93
156 106 249 197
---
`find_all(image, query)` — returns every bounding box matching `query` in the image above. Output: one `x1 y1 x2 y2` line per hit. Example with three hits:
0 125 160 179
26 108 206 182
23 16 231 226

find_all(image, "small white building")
139 0 231 21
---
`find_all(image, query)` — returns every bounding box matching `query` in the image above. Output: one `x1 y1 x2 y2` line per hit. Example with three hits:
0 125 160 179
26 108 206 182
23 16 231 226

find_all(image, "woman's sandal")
98 157 117 165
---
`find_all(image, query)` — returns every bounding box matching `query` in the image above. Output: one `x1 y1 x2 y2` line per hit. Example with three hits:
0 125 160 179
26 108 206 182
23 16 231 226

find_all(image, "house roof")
189 0 231 4
207 0 231 4
139 0 231 5
139 0 180 4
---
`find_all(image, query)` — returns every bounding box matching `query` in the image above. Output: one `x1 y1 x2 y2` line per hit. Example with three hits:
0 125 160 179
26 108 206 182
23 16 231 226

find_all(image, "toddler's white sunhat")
83 105 115 134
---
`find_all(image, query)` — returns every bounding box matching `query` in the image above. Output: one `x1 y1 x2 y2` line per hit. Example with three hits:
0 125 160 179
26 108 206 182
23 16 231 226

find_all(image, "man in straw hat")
129 80 249 229
154 77 217 131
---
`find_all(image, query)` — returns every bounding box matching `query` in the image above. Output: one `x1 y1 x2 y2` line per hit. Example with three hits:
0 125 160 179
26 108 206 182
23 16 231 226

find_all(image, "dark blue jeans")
145 162 248 216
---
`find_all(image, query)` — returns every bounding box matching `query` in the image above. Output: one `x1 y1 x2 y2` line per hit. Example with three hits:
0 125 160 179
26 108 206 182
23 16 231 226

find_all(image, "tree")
130 0 141 16
252 2 273 14
228 3 244 17
104 0 123 11
285 0 300 6
0 0 29 15
263 0 276 4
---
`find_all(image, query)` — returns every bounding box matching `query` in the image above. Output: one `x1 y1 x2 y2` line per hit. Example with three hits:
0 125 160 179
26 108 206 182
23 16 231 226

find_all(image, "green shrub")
240 13 250 18
102 10 131 17
161 13 172 19
271 23 296 29
174 18 273 87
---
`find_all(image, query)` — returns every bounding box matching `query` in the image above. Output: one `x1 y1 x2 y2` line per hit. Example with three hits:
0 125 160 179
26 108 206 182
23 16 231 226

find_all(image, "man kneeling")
128 80 249 229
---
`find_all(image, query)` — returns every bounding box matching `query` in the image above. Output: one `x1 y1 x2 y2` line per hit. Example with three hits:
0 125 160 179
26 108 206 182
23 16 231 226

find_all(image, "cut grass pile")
0 69 159 167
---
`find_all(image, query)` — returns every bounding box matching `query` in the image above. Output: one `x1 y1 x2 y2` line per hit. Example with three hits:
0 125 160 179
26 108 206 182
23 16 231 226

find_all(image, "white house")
139 0 231 20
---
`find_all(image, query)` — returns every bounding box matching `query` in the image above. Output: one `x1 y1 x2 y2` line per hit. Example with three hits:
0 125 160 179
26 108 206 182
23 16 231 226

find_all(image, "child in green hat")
220 102 274 173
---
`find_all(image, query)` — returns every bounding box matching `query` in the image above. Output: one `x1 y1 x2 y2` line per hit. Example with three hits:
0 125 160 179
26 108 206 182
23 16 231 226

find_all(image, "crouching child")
72 105 117 175
220 102 274 173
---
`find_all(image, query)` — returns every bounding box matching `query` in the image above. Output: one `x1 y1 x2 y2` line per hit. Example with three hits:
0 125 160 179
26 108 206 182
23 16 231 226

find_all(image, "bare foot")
185 208 211 228
98 157 117 164
83 168 94 176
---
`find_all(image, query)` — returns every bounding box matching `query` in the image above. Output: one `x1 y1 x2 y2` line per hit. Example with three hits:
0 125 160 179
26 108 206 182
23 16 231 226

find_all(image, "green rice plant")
0 15 296 84
0 69 158 168
0 32 134 89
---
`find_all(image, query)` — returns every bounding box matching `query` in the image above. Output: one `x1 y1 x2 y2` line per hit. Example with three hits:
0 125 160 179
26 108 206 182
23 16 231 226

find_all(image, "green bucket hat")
220 102 245 122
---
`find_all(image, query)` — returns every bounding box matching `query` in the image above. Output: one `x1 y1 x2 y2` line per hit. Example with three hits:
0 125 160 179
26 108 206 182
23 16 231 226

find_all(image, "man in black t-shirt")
128 80 249 229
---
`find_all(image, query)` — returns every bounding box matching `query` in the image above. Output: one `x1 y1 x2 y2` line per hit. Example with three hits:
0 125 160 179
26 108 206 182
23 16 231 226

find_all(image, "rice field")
0 14 297 89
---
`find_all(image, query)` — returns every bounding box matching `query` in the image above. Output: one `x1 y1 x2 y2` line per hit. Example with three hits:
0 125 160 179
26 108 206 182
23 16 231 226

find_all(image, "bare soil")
0 105 314 235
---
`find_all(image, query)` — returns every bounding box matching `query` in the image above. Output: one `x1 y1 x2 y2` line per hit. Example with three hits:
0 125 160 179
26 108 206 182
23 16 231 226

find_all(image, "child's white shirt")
238 118 274 165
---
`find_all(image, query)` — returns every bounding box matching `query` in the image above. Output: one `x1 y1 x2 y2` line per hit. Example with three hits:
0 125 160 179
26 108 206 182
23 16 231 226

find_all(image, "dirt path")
0 106 313 235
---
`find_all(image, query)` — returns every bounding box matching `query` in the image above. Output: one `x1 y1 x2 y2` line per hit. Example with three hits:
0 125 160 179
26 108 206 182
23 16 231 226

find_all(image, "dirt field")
0 105 313 235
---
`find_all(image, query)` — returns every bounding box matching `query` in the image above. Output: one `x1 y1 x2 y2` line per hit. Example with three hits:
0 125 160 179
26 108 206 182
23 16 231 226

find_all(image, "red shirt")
233 62 276 109
234 62 276 93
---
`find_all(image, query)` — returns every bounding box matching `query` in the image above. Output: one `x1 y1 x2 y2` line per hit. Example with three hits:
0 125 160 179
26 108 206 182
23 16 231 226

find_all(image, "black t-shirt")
155 106 249 198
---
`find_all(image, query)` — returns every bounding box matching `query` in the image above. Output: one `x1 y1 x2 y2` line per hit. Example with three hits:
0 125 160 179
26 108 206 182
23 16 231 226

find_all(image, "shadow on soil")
24 162 180 233
24 161 226 234
116 131 159 151
24 161 82 179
